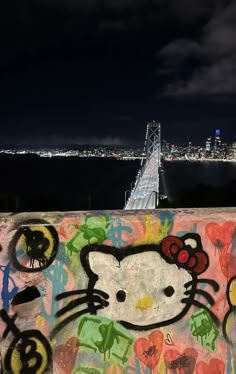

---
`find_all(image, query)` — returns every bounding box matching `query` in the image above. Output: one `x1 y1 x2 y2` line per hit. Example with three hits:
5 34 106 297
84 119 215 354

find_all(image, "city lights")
0 129 235 161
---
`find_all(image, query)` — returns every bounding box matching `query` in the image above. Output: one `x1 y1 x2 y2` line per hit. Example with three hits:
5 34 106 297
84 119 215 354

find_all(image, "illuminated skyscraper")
162 139 170 154
214 129 222 150
206 136 212 151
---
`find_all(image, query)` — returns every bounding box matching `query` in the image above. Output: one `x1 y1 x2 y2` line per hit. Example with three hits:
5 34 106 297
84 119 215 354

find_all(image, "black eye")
116 290 126 302
163 286 175 297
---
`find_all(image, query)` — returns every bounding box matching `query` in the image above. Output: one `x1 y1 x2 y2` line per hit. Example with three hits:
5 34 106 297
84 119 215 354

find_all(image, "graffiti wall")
0 208 236 373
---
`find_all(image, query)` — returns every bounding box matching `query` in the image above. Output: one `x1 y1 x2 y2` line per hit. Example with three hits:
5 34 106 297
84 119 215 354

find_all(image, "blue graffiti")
125 356 151 374
0 263 19 311
158 211 175 225
41 260 68 322
176 223 197 237
107 217 132 247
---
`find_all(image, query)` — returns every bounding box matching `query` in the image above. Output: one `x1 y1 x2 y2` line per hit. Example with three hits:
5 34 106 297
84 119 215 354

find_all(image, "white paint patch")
88 251 193 326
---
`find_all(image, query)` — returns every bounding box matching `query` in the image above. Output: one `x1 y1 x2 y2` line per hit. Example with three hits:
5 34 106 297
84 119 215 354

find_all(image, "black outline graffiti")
8 219 59 272
49 289 109 339
51 234 220 337
223 275 236 346
0 309 52 374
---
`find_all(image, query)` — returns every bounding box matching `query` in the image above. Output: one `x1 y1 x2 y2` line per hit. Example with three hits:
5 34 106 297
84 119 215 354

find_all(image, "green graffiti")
77 315 134 364
96 322 116 355
65 215 110 255
190 309 219 351
75 351 113 374
158 218 172 240
158 211 175 237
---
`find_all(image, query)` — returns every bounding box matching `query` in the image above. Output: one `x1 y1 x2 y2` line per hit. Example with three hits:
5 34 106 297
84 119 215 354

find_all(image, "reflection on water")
0 155 235 211
162 160 236 208
0 155 140 212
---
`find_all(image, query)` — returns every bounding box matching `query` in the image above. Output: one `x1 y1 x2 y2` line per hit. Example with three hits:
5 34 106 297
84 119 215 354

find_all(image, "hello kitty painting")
51 233 220 339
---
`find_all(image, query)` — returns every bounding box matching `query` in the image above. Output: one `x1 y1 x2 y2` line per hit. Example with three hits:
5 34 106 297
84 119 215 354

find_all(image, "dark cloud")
53 0 219 32
38 0 216 17
158 39 202 75
0 0 221 71
158 0 236 96
0 134 131 146
75 136 132 145
0 0 235 145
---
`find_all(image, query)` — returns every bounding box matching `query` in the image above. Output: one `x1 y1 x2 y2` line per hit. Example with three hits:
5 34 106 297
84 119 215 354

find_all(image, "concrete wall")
0 208 236 373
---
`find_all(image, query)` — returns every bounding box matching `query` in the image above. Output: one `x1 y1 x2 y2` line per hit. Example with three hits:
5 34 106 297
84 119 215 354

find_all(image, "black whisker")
196 279 220 292
56 289 109 301
184 281 194 288
56 296 88 318
185 289 215 306
181 298 220 327
56 290 87 301
49 305 104 340
56 295 109 318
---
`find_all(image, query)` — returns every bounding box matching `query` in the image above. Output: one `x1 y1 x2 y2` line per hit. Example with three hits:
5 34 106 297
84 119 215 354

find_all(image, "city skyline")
0 0 235 146
0 124 235 149
1 125 236 162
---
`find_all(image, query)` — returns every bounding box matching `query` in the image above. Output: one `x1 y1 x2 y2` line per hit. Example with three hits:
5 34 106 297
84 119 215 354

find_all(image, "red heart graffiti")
206 221 236 253
164 348 198 374
196 358 225 374
54 337 79 374
134 331 163 369
220 252 236 278
59 218 81 241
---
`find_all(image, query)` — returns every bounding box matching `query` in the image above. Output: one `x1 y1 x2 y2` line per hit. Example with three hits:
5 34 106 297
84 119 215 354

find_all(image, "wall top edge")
0 207 235 218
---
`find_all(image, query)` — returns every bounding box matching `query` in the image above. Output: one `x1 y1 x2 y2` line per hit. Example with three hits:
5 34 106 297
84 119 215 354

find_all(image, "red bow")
160 235 208 275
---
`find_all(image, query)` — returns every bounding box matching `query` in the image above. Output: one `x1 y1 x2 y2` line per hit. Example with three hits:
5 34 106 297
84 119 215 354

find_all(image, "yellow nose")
136 296 154 310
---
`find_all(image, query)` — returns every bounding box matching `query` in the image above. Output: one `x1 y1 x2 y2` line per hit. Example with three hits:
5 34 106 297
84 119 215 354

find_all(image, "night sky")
0 0 236 147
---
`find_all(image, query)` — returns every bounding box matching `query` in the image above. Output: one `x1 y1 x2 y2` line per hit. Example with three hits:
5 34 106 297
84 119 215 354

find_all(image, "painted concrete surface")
0 208 235 373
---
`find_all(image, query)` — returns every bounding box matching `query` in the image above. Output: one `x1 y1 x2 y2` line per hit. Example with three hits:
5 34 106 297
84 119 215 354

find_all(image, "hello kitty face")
79 234 217 331
51 234 219 339
85 248 193 329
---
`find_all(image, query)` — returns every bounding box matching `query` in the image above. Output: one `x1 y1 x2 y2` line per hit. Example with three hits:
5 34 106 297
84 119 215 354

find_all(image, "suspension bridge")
125 121 162 210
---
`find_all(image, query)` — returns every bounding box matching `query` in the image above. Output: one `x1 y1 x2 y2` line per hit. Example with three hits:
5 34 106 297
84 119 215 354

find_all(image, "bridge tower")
144 120 161 162
125 120 161 210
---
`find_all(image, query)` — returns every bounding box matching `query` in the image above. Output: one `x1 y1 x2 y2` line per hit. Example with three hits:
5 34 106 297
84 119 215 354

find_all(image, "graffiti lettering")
0 309 52 374
8 219 59 272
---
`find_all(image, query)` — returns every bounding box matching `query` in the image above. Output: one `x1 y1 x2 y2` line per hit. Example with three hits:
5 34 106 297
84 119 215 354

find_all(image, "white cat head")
80 234 211 330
